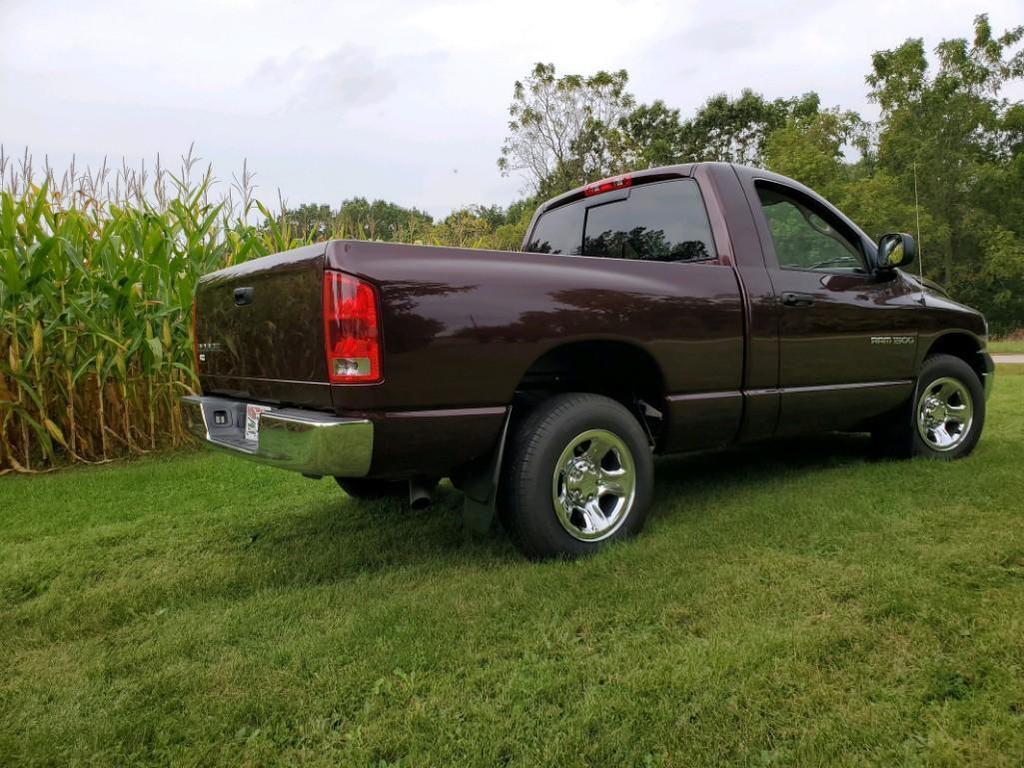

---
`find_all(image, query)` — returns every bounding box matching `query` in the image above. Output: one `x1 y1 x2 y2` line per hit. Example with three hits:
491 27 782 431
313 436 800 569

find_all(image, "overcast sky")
1 0 1020 218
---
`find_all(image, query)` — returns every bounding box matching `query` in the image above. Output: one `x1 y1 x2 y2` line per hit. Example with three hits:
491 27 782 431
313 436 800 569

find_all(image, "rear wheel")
499 393 654 559
873 353 985 460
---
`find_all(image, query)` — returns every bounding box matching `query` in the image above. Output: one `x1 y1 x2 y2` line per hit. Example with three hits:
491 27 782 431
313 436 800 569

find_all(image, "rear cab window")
525 178 717 262
525 201 583 255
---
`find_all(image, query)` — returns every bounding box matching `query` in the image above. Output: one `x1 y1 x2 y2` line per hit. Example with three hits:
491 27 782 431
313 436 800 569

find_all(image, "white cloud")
1 0 1022 218
252 46 426 113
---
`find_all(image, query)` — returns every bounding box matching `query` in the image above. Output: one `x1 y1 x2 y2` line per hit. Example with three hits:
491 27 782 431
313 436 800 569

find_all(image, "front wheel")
873 353 985 460
499 393 654 559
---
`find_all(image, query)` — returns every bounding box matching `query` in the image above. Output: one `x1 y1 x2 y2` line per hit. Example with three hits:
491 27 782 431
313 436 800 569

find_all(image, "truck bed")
194 238 745 474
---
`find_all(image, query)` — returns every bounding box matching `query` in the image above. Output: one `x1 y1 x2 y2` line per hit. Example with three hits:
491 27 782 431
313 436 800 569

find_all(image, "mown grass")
2 369 1023 767
990 339 1024 355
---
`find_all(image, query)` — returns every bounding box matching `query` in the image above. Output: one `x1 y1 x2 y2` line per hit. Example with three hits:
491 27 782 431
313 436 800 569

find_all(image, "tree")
867 14 1024 289
679 90 822 165
335 198 433 241
573 100 687 176
762 107 866 196
573 89 828 181
498 63 635 195
277 203 333 241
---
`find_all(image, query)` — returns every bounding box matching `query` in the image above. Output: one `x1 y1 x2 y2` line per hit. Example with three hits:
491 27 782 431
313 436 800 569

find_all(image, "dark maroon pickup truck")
184 163 994 558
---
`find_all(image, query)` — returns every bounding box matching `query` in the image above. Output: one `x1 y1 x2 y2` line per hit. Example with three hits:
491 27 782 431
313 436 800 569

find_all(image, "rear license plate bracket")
244 405 271 442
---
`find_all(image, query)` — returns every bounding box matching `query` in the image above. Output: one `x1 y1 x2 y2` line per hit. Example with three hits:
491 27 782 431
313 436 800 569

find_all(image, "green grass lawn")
990 339 1024 354
3 369 1023 767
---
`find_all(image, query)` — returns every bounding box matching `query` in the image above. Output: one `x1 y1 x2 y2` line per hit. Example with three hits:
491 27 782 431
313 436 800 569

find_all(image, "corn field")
0 147 308 474
0 147 531 474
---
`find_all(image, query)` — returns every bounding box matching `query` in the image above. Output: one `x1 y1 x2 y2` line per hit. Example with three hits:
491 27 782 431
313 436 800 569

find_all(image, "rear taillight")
323 270 381 384
584 173 632 197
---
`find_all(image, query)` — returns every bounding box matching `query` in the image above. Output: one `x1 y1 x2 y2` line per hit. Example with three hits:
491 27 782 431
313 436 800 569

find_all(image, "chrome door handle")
782 292 815 307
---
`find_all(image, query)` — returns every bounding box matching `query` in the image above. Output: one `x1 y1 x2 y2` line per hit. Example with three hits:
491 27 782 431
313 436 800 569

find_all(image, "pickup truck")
184 162 995 559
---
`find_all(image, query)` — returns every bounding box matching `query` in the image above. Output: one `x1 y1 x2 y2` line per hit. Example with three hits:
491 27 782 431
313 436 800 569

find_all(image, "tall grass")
0 147 304 473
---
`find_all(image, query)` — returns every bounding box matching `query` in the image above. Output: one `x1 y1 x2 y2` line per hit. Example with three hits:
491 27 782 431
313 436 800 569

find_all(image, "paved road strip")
993 354 1024 364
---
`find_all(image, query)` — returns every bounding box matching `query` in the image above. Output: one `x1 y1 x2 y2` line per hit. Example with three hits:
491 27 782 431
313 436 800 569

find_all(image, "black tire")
498 393 654 559
334 477 407 500
872 353 985 460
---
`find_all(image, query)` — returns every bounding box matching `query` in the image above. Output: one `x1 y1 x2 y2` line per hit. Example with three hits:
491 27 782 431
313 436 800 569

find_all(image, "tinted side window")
524 204 583 255
756 183 864 271
583 179 716 262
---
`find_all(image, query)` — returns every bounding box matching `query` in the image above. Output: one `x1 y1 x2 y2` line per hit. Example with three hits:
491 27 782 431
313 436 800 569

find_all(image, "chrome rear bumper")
182 395 373 477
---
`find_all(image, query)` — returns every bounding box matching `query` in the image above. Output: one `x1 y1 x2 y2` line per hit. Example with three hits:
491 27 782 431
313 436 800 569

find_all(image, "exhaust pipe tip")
408 476 434 509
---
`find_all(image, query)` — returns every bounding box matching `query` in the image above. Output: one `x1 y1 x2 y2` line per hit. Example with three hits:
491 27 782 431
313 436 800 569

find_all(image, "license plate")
244 405 271 442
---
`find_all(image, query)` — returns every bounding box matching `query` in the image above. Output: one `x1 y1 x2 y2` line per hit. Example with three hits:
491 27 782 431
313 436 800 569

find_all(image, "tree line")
284 14 1024 333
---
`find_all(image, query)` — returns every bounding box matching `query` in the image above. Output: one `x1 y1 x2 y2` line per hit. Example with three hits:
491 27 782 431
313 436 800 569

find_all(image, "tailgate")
194 242 332 409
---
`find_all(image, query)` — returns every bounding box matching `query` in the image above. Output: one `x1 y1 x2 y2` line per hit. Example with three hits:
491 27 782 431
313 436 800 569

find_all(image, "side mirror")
875 233 916 272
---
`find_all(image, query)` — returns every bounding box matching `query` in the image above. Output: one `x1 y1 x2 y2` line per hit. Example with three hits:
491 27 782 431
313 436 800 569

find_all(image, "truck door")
748 178 920 435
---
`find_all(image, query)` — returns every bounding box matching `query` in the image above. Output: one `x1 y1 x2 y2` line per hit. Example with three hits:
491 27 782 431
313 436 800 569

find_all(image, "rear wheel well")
513 341 666 445
925 333 985 383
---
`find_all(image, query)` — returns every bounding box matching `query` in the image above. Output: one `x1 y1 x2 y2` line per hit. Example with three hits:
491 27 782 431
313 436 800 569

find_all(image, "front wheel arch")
922 332 987 385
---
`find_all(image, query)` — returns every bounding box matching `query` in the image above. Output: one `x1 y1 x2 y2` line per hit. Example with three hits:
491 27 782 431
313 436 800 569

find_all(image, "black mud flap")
461 408 513 536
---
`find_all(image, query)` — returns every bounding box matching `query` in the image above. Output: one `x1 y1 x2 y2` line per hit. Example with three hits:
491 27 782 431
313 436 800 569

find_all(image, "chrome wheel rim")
551 428 636 542
916 376 973 452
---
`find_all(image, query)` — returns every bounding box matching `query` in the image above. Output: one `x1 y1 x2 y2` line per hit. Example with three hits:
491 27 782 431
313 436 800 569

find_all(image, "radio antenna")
913 163 925 305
